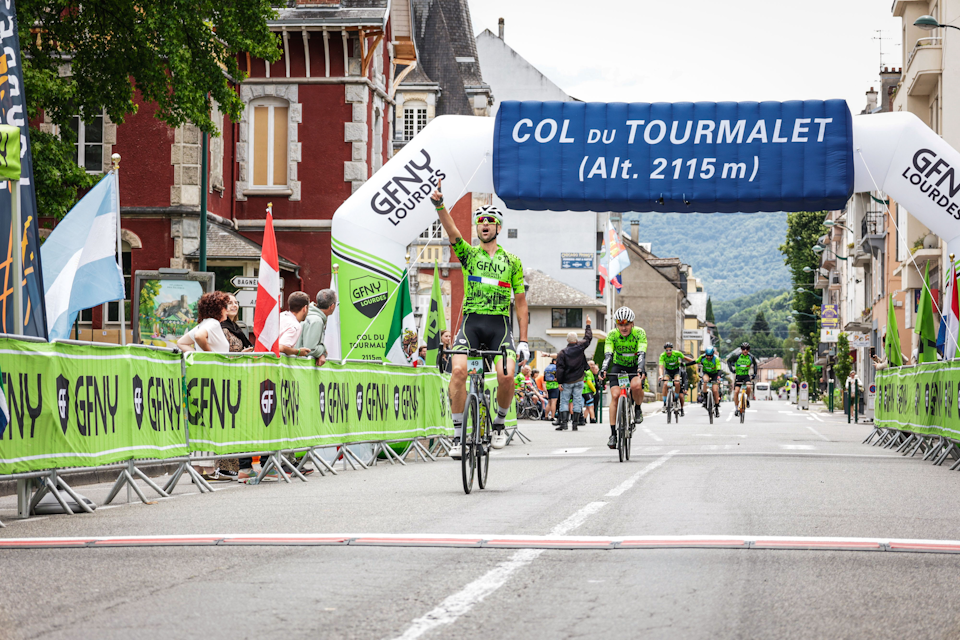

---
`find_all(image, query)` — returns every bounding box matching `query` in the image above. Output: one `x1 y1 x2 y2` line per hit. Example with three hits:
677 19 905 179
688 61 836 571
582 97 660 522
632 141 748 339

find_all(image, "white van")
754 382 772 401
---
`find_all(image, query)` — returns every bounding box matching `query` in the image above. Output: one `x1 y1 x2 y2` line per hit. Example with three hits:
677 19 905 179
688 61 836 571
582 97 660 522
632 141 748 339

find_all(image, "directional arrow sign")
235 290 258 308
231 276 259 289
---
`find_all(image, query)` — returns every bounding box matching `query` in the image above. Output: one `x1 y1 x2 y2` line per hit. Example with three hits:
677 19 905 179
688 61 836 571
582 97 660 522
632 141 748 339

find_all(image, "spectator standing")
438 329 453 372
554 318 593 431
221 293 253 353
296 289 337 366
415 344 427 366
544 358 559 423
582 360 598 424
279 292 311 357
176 291 231 354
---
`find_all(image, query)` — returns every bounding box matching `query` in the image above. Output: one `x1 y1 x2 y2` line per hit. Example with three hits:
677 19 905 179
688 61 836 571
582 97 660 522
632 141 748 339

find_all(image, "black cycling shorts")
734 374 752 385
608 363 643 387
702 371 723 383
451 314 516 360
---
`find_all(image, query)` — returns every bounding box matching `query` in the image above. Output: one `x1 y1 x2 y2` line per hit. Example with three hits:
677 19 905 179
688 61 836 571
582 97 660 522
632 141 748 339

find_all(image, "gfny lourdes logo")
260 380 277 426
133 375 144 429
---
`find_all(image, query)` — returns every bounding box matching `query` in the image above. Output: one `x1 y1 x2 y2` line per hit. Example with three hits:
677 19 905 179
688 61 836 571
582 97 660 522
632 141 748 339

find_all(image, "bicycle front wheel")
462 396 478 494
707 389 714 425
624 402 632 461
477 409 490 490
666 392 673 424
617 396 628 463
739 393 746 424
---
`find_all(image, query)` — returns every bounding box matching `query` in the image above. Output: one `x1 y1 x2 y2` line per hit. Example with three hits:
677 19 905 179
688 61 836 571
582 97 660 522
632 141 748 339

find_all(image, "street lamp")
823 220 855 233
914 14 960 31
813 244 849 261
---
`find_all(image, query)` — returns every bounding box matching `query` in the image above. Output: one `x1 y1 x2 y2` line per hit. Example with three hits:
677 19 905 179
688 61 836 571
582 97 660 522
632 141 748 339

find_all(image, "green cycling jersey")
659 351 689 371
604 327 648 368
452 237 524 316
697 354 722 373
728 352 758 377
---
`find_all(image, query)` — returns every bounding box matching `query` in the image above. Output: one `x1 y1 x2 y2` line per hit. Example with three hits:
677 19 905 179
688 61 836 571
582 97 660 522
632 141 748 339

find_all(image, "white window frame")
248 97 289 189
403 101 427 141
70 113 105 174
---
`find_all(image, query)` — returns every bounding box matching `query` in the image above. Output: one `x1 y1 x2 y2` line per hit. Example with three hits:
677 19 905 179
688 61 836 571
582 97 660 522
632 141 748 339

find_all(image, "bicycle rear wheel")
707 388 714 425
666 391 673 424
624 401 632 461
462 396 478 494
739 392 746 424
477 410 490 490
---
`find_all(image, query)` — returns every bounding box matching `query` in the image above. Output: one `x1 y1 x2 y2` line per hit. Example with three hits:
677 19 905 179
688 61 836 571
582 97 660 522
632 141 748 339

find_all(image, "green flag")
424 261 447 369
885 296 903 367
916 262 938 364
384 271 417 364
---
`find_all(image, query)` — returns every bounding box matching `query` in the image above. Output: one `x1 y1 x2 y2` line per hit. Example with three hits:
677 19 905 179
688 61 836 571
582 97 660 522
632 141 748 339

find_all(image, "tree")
835 332 852 388
706 297 715 324
779 211 828 347
19 0 281 219
752 310 770 334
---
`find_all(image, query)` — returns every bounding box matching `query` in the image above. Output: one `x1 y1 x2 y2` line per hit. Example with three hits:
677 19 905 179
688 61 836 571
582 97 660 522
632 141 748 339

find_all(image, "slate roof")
405 0 486 116
759 357 786 370
524 269 605 308
185 220 299 272
270 1 388 27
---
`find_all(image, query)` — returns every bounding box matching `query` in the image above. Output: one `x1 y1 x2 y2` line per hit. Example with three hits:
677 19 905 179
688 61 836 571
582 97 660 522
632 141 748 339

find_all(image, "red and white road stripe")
2 533 960 553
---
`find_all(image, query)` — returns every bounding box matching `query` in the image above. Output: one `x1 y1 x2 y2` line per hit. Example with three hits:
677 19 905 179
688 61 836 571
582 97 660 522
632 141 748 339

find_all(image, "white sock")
493 404 509 426
453 412 463 424
453 412 463 440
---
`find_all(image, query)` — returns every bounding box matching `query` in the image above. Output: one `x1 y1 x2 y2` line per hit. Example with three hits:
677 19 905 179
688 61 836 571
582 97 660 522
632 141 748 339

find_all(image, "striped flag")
0 366 8 439
945 260 960 360
384 271 416 365
253 204 280 356
598 221 629 292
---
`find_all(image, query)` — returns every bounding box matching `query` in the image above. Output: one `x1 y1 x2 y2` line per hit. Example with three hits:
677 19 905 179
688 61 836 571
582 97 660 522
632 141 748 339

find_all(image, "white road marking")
779 411 797 415
780 444 816 450
393 501 608 640
551 448 590 455
695 434 747 438
606 451 678 497
700 445 738 450
725 411 733 422
809 413 825 423
806 426 830 442
642 428 662 442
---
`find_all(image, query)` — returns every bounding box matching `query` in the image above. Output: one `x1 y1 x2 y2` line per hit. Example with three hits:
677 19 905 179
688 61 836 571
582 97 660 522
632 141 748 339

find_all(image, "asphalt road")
2 399 960 640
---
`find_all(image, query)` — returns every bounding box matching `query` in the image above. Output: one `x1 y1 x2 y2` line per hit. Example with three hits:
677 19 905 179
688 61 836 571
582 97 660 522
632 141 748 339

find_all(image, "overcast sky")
467 0 904 113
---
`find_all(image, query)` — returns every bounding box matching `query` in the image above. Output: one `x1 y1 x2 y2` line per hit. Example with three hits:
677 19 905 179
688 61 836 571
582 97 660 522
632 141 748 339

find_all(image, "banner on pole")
0 1 47 338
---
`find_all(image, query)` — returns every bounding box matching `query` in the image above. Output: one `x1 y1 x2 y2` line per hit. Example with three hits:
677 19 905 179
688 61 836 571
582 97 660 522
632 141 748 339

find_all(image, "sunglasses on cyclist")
475 216 498 225
615 319 632 326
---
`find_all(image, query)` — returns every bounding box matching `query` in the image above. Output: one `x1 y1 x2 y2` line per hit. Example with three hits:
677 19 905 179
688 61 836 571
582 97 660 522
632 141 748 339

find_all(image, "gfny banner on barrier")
0 338 187 474
184 353 460 454
875 362 960 439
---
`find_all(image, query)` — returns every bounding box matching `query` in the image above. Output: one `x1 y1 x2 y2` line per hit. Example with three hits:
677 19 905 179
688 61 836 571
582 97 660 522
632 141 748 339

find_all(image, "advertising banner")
493 100 854 213
0 1 47 338
0 339 187 474
875 362 960 439
184 353 456 454
561 252 594 269
821 304 839 329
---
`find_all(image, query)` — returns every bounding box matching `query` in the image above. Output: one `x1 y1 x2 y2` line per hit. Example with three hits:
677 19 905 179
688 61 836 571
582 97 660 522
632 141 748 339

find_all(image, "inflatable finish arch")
332 100 960 360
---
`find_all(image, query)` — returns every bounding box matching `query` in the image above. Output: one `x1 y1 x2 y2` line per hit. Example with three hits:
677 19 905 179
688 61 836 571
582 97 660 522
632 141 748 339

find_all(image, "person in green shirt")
599 306 648 449
727 342 759 416
658 342 695 416
582 361 598 424
432 182 529 456
696 345 723 417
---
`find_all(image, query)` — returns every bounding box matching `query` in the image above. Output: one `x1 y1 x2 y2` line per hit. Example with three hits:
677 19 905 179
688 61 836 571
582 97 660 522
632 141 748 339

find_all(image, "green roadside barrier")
875 363 960 440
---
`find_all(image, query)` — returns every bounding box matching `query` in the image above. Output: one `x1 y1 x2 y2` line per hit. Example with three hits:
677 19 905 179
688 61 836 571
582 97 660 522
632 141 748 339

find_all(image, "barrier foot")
896 434 915 454
380 442 407 466
259 453 293 484
17 478 32 519
411 439 437 462
162 463 188 494
862 427 882 444
433 437 453 458
305 448 338 476
342 446 368 470
29 474 74 515
933 441 959 466
506 427 532 445
907 435 927 458
133 465 172 498
105 460 169 505
949 454 960 471
179 463 215 493
277 454 309 482
923 437 943 461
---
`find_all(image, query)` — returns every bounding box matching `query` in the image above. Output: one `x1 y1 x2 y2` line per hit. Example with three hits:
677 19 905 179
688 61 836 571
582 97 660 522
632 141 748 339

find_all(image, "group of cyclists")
430 182 760 458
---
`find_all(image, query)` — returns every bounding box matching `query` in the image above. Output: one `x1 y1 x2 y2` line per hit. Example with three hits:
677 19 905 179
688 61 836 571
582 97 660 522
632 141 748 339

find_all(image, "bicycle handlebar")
444 345 509 376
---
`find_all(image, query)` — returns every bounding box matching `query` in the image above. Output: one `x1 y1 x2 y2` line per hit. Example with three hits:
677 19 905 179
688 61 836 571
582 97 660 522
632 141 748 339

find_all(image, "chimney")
498 18 504 40
631 221 639 244
865 86 877 113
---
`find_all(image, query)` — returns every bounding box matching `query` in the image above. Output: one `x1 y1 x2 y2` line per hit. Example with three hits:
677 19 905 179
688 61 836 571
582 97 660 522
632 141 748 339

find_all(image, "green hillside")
713 289 793 358
623 211 790 300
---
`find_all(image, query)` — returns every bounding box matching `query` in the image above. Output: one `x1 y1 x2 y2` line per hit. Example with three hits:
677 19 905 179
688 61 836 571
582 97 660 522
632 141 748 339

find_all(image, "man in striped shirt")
432 183 529 455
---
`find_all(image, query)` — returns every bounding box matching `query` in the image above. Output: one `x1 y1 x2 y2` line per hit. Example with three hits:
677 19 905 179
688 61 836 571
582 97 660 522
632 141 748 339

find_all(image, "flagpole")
112 153 125 346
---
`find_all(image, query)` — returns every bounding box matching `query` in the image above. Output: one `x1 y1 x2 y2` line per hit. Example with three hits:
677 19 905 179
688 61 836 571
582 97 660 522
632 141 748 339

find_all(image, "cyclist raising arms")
696 345 723 417
598 307 647 449
727 341 759 417
659 342 695 416
431 183 529 458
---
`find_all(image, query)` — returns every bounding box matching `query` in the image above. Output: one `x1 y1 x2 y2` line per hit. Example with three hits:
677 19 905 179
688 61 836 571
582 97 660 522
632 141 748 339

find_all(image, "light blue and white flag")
40 173 124 341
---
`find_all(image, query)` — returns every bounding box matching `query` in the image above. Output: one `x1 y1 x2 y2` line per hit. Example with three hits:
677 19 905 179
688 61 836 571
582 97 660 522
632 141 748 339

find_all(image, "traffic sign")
681 329 702 341
800 381 808 390
231 276 259 289
235 290 258 308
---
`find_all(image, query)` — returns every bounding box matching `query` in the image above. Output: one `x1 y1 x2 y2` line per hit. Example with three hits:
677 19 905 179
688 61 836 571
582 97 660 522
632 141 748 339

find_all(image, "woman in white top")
177 291 231 353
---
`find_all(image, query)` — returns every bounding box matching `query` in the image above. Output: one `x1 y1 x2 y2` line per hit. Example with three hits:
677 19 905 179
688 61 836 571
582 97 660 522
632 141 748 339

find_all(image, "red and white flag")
254 204 281 356
945 258 960 359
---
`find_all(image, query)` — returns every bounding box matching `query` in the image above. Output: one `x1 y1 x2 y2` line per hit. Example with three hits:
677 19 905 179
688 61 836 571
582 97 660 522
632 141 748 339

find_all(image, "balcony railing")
907 37 942 70
861 211 883 237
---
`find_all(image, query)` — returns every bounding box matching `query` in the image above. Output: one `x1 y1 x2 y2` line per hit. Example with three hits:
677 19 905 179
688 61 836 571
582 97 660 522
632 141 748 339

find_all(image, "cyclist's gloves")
637 351 646 374
516 341 530 364
430 192 444 207
600 353 613 377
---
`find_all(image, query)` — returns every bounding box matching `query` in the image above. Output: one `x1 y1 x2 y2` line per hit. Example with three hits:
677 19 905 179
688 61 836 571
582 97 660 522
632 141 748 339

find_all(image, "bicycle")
447 346 507 494
735 383 749 424
612 371 637 462
661 376 681 424
516 388 544 421
700 372 716 424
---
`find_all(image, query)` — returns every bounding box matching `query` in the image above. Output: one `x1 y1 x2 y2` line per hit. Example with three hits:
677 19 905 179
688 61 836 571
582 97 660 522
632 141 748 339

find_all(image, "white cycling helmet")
474 205 503 226
613 306 635 323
